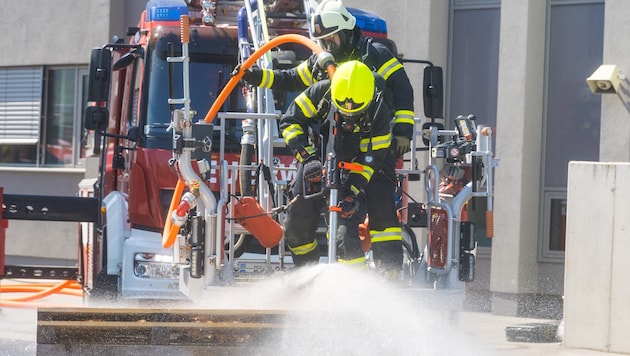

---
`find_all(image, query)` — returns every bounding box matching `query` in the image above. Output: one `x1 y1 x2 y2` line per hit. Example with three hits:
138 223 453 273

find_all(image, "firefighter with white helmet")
310 0 357 59
239 0 415 158
279 61 403 275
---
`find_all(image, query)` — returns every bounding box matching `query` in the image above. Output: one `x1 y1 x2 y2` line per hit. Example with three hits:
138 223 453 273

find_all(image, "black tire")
83 270 118 306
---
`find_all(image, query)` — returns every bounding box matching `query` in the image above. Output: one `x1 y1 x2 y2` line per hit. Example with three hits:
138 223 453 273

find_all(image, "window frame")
539 0 604 262
41 66 89 167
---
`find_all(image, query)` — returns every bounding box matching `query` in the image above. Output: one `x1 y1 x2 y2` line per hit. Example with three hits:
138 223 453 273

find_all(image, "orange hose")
162 178 186 248
1 286 82 297
1 282 82 289
0 300 78 309
162 35 329 248
204 33 327 124
0 280 83 308
2 279 77 302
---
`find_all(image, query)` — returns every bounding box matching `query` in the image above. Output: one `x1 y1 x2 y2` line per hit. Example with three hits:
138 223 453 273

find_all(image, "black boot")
291 249 320 267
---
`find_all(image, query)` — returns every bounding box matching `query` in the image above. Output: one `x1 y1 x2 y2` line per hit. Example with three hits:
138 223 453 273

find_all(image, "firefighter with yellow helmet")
240 0 415 158
279 61 403 276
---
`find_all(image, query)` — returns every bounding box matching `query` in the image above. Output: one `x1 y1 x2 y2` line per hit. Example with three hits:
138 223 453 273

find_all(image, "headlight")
134 253 181 279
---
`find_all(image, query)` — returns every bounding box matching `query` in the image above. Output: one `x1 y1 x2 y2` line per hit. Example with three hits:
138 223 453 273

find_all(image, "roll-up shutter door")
0 67 43 144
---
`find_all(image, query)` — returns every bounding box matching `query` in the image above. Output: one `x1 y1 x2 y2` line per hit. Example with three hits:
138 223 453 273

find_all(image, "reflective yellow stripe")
360 133 391 152
370 226 403 243
295 92 317 118
338 256 367 266
352 164 373 182
282 123 304 144
260 69 275 88
377 57 403 80
289 240 318 255
296 146 316 162
394 109 415 125
297 61 314 87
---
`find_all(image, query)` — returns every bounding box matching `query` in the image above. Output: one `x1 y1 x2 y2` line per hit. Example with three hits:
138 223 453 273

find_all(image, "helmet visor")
333 95 370 117
318 34 341 54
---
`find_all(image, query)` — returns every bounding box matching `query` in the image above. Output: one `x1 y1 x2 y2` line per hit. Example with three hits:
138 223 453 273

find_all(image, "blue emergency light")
146 0 189 22
348 8 387 35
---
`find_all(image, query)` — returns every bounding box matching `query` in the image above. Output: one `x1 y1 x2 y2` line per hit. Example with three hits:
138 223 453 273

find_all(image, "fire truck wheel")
83 271 119 306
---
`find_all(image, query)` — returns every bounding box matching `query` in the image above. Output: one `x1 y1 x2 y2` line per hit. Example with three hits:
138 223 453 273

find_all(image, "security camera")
586 64 620 94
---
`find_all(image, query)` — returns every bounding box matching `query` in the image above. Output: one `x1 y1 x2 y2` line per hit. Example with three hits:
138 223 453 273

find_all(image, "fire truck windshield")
143 27 243 151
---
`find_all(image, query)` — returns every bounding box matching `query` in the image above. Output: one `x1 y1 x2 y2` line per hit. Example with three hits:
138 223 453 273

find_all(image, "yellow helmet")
330 60 374 116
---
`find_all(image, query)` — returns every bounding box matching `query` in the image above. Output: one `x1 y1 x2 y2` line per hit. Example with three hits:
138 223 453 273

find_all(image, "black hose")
239 143 255 196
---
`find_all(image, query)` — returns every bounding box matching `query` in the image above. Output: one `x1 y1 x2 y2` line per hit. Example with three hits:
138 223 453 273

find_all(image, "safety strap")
255 163 277 207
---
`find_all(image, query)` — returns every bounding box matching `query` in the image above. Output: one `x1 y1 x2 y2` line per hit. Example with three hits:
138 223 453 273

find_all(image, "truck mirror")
84 106 109 132
423 66 444 119
126 126 139 142
113 48 143 71
87 48 112 103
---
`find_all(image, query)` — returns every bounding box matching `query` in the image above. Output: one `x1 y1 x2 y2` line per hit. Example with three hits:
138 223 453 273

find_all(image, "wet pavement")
0 277 625 356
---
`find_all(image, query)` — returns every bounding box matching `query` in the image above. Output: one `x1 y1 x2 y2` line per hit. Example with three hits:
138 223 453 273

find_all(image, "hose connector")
171 180 201 227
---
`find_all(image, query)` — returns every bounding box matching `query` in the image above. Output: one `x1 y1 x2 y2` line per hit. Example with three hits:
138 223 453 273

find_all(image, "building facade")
1 0 619 318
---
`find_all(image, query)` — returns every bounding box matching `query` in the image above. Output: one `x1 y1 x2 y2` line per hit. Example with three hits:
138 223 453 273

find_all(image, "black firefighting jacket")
279 74 393 194
253 35 414 140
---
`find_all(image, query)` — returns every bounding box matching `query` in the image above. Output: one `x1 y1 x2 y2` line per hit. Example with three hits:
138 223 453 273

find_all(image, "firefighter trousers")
283 159 402 270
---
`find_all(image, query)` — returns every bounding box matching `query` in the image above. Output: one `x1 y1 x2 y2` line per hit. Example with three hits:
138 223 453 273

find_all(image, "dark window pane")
545 4 603 188
0 144 36 164
450 7 500 130
45 69 76 165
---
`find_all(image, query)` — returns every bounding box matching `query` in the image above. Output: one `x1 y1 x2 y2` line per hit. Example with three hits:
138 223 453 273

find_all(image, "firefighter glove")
339 193 363 220
315 51 336 71
393 136 411 157
303 157 323 195
232 64 261 85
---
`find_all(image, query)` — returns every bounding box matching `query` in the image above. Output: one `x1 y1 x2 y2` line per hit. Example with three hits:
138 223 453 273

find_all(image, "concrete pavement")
0 275 626 355
456 311 625 355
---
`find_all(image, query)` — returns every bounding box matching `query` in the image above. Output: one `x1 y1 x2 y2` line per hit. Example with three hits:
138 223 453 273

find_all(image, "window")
0 67 43 164
449 0 501 247
0 66 88 167
541 0 603 260
44 67 89 166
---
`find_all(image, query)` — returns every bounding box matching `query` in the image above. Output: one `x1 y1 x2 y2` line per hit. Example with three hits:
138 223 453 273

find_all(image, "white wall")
564 162 630 353
0 0 126 67
599 0 630 162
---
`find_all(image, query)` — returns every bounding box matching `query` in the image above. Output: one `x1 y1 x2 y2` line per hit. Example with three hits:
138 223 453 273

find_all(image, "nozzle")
171 191 197 227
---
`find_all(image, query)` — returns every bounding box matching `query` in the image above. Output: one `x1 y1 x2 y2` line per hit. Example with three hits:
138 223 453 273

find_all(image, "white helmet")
311 0 357 40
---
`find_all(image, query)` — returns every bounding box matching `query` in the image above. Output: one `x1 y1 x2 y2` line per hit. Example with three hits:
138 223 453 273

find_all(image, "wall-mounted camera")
586 64 621 94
